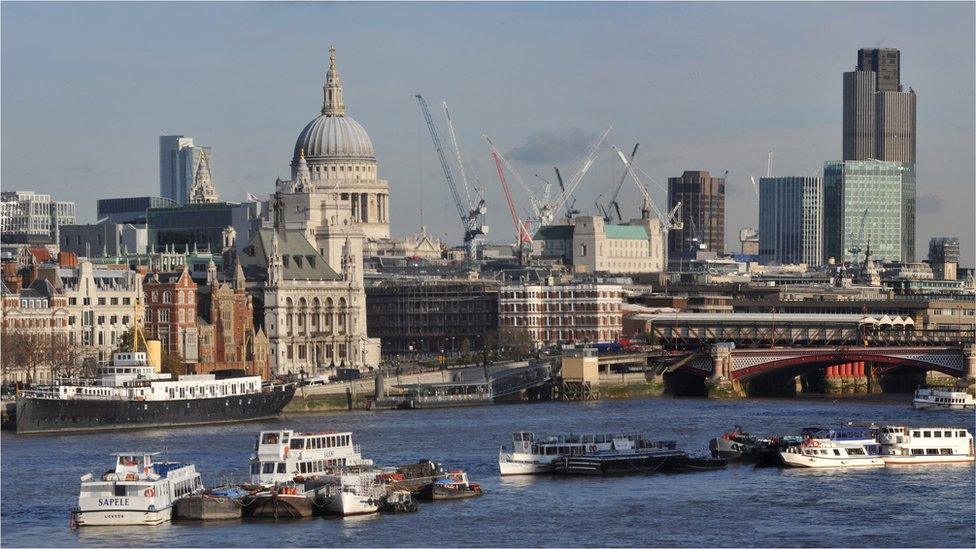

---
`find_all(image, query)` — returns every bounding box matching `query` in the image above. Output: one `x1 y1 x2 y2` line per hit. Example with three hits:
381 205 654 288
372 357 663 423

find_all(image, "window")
262 462 275 474
277 463 286 473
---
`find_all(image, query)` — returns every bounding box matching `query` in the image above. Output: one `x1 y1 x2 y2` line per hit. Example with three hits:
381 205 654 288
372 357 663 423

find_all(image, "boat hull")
882 454 975 465
498 455 551 476
73 508 172 527
913 400 975 411
780 452 885 468
551 451 724 476
326 491 381 516
241 493 313 518
173 495 242 521
15 385 295 435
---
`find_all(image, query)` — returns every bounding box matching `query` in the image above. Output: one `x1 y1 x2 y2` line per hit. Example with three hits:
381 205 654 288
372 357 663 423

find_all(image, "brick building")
499 281 624 348
143 267 199 362
196 262 270 379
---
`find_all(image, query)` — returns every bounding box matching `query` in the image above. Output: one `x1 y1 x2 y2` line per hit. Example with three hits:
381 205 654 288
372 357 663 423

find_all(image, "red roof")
28 247 52 263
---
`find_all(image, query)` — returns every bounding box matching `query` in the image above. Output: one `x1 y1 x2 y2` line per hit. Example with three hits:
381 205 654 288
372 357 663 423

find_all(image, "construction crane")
491 150 532 264
613 146 683 270
598 143 639 222
415 94 486 259
485 128 610 230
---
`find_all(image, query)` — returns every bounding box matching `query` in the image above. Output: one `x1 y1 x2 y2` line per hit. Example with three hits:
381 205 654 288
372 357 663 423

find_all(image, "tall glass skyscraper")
159 135 212 205
758 177 823 265
823 160 915 264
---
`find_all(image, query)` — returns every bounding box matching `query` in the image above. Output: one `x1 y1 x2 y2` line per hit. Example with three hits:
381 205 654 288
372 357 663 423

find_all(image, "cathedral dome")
293 114 374 160
292 46 375 163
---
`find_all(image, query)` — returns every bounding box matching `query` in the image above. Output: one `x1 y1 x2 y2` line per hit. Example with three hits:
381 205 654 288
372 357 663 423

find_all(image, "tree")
48 333 88 379
498 326 535 358
0 330 28 384
160 350 187 376
116 327 137 353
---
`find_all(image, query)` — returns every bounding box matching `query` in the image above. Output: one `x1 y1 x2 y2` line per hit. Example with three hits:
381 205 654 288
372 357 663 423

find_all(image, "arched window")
163 291 171 304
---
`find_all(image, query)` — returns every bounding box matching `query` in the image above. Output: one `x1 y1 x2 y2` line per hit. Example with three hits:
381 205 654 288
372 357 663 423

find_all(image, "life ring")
810 440 820 447
284 447 290 456
143 488 156 498
588 444 597 452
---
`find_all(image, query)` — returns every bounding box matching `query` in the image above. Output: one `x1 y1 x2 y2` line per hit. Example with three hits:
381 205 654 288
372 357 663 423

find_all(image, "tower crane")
599 143 639 222
614 146 683 271
491 150 532 264
415 94 486 259
484 135 544 225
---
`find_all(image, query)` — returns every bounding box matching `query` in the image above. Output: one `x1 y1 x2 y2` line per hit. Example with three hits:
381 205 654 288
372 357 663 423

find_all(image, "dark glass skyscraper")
843 48 916 164
667 170 725 256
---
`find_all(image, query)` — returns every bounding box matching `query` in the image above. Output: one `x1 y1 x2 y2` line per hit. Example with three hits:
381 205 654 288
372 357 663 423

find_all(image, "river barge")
551 450 726 475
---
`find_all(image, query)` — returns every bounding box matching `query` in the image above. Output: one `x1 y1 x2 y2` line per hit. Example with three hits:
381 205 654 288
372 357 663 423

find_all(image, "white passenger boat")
72 452 203 526
913 387 975 410
498 431 640 475
879 426 975 465
780 428 884 468
248 429 373 484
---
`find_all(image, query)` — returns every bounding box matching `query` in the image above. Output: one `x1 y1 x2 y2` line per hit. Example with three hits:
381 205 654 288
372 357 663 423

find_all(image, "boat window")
925 449 939 455
262 433 279 444
277 463 286 473
911 449 925 455
291 438 304 450
934 431 942 438
833 449 841 456
922 431 931 438
262 462 275 474
847 448 865 455
114 485 126 497
583 435 594 443
250 463 259 475
282 433 290 443
943 431 952 438
940 448 953 455
913 431 921 437
959 431 967 437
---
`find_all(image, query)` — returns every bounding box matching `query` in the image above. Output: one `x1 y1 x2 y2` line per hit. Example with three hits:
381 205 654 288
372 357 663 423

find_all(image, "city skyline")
2 2 974 263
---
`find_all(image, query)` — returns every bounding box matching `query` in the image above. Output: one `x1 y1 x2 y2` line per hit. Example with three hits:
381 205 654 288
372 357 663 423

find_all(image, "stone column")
706 344 742 398
964 344 976 392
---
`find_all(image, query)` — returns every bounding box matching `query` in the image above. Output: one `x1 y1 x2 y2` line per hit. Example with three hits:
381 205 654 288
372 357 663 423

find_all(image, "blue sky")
2 2 974 263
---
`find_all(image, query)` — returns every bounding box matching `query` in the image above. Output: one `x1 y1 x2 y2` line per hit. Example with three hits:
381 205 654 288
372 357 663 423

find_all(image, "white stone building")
0 190 76 241
45 261 143 361
533 215 665 274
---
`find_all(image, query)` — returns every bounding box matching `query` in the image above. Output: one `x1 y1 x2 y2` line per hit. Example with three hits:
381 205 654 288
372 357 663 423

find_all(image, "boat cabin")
249 429 371 484
879 426 974 456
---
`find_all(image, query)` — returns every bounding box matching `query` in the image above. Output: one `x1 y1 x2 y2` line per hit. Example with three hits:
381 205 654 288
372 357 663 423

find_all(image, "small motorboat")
418 471 483 501
379 490 419 513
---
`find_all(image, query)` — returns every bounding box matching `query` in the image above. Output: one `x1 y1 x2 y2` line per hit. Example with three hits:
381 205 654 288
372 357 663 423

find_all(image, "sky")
2 2 974 264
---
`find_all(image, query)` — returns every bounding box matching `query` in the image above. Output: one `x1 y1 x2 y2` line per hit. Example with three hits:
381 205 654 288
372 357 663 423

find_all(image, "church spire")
189 150 218 204
322 46 346 117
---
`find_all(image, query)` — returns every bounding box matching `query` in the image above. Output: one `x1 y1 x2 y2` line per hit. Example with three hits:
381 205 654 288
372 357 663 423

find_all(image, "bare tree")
161 350 187 376
48 333 87 379
498 326 535 358
0 330 28 384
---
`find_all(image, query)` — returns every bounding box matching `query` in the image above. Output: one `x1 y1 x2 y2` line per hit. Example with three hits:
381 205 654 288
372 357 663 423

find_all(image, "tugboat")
72 452 203 526
709 426 801 466
879 425 975 465
15 346 294 434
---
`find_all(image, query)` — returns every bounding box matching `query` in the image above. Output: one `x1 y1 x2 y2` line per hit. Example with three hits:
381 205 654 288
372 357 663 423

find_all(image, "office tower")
667 170 725 256
823 160 915 264
758 177 823 265
928 236 960 280
0 190 76 242
843 48 916 164
159 135 213 205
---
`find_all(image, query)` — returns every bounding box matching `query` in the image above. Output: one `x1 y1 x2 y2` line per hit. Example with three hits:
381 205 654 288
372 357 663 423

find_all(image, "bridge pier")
964 344 976 393
706 344 744 398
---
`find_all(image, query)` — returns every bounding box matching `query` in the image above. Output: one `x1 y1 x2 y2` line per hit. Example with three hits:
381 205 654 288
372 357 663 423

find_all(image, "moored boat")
417 470 483 500
913 386 975 410
241 483 313 519
16 351 294 435
72 452 203 527
174 487 245 521
498 431 670 475
780 428 884 468
379 490 419 513
879 425 975 465
550 449 723 476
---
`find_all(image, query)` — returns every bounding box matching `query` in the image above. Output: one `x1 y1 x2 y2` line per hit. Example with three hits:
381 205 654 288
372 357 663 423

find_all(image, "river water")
2 396 974 547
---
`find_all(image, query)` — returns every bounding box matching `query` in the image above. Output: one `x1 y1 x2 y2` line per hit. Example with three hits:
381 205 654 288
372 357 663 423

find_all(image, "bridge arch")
731 348 965 381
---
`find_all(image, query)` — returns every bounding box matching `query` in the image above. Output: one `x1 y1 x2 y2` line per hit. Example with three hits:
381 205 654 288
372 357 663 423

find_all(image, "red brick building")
143 267 199 362
195 262 270 379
